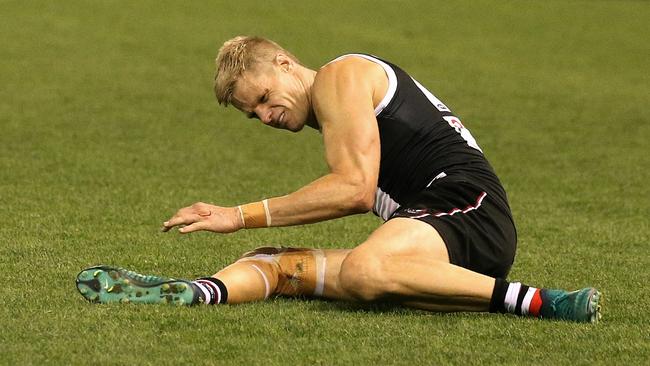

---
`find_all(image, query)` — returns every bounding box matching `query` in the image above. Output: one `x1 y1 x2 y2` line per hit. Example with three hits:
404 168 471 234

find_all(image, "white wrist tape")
262 199 272 227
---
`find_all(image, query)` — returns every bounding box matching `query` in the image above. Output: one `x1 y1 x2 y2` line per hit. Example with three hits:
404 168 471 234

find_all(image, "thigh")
319 218 450 300
355 217 451 262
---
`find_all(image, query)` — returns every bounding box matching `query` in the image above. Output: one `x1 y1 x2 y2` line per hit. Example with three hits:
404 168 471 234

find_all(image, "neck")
296 66 319 130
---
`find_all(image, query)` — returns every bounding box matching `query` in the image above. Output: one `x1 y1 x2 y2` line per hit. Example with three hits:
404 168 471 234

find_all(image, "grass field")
1 0 649 364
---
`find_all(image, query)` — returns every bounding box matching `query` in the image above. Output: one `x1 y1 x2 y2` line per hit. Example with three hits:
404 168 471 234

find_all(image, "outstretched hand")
161 202 243 234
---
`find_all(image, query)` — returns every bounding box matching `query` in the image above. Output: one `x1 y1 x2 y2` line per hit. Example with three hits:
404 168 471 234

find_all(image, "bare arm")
163 57 385 233
267 58 382 225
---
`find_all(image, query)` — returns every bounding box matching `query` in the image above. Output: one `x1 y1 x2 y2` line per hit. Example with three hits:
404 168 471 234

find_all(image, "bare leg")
212 248 353 304
190 218 600 321
209 219 495 312
337 218 496 312
77 217 598 321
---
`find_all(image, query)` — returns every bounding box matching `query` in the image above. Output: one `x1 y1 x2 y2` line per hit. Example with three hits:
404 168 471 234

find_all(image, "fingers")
161 202 238 234
161 202 215 233
161 214 202 232
178 221 209 234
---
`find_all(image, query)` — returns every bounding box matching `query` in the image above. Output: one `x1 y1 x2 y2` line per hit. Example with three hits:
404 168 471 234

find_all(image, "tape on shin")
233 255 278 300
237 247 327 298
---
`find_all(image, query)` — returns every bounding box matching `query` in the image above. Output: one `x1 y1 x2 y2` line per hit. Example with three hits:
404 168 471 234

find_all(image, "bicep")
313 64 381 187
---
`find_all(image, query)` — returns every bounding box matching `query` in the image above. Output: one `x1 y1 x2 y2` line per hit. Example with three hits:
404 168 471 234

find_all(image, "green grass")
1 0 649 364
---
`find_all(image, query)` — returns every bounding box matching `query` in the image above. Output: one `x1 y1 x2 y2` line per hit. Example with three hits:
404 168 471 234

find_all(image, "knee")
338 249 395 302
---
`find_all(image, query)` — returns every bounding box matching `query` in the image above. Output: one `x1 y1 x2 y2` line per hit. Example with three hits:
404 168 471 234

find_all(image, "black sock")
489 278 542 316
489 278 510 313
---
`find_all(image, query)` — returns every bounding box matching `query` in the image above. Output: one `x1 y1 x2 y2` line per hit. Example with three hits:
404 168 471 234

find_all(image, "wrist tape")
238 199 271 228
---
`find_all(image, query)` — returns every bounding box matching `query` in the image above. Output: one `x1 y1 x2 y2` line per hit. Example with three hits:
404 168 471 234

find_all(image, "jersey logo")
411 78 451 112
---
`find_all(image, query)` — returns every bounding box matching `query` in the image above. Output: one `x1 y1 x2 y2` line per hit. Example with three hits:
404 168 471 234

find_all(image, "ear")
275 53 292 73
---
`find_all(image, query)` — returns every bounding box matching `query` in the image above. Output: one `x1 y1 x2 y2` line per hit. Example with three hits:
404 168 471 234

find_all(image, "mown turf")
1 0 648 364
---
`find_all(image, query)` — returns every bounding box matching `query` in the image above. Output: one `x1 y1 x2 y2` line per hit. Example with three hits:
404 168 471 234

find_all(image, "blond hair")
214 36 300 106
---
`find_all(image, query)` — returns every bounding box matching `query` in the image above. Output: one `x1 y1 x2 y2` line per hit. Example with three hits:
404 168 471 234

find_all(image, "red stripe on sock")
529 289 542 317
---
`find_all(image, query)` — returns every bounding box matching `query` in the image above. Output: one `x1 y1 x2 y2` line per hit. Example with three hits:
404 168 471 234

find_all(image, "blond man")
77 36 601 322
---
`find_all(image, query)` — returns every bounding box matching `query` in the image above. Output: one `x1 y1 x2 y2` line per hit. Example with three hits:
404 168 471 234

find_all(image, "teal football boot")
76 266 200 306
540 287 602 323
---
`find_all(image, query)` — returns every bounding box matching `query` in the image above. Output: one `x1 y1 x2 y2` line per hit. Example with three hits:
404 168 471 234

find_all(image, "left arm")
163 58 384 233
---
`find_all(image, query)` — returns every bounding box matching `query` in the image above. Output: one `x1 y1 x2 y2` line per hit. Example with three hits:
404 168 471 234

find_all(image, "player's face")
231 61 310 132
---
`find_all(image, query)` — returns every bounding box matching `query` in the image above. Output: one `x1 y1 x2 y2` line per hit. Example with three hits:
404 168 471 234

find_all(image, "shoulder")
312 55 387 115
314 55 384 89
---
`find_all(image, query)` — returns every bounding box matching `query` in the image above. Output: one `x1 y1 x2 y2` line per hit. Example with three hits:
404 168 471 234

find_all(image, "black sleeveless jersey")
327 54 508 220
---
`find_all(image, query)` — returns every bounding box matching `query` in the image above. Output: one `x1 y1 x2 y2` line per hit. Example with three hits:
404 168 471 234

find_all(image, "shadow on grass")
273 295 474 319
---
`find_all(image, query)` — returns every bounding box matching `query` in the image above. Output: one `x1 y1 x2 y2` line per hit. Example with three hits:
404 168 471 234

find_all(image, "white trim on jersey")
411 78 451 112
442 116 483 153
413 78 483 153
426 171 447 187
374 187 400 221
326 54 401 221
323 53 397 116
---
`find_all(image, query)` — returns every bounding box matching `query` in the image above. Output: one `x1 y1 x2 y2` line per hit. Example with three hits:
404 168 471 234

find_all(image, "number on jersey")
442 116 483 153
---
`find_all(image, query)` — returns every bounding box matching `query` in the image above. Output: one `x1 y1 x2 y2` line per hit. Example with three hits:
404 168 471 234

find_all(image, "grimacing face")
231 56 311 132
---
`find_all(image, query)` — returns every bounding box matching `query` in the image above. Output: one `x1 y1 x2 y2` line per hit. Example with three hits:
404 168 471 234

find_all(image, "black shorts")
389 173 517 278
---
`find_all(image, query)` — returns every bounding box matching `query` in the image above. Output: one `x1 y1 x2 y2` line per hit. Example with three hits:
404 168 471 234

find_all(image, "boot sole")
587 288 602 324
76 265 196 305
